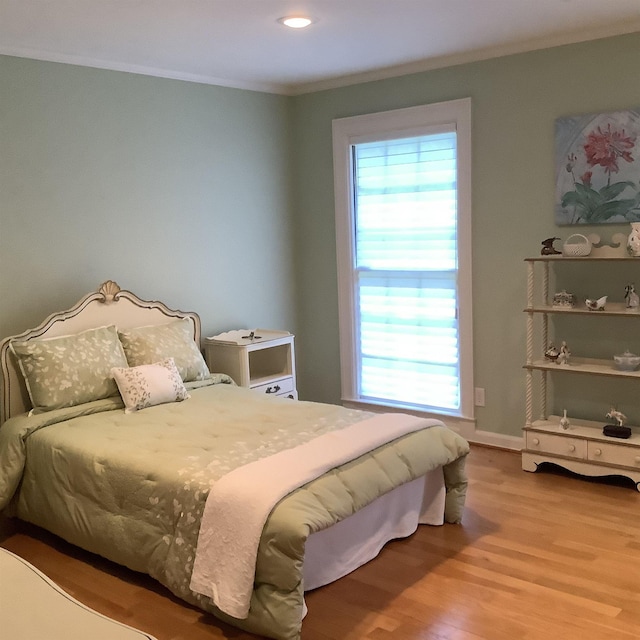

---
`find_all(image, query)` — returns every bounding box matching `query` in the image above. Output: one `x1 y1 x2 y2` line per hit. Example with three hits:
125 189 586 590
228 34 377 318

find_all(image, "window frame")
332 98 474 420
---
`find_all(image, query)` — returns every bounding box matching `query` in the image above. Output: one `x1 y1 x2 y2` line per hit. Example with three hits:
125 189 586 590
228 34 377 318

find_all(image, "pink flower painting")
584 124 635 176
555 109 640 224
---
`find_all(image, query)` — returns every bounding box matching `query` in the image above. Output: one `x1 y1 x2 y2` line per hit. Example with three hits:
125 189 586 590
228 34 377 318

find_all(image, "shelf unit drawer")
588 441 640 468
526 431 587 459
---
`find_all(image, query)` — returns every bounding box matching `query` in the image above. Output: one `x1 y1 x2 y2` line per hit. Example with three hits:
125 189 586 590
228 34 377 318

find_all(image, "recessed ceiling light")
278 16 314 29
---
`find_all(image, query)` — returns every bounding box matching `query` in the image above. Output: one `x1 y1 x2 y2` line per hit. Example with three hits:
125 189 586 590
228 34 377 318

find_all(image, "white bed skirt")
303 467 445 592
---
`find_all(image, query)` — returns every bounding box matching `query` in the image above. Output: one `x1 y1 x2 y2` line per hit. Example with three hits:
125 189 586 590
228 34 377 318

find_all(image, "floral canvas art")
555 108 640 224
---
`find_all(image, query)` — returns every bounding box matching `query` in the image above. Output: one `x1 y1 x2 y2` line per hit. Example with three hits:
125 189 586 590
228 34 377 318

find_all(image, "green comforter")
0 379 469 640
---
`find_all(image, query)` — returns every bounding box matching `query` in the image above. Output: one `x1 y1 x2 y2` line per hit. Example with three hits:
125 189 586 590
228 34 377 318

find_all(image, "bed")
0 281 469 640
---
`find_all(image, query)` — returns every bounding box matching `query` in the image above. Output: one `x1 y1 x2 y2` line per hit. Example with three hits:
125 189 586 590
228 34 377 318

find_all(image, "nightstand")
204 329 297 399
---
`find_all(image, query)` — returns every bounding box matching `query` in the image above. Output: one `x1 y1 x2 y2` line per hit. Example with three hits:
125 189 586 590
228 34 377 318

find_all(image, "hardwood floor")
2 445 640 639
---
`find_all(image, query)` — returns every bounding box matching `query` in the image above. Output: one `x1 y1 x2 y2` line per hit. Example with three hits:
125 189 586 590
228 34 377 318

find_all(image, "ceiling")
1 1 640 95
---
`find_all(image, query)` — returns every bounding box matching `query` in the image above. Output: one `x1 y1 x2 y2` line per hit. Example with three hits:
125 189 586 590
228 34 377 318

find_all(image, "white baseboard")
465 428 523 451
443 417 523 451
341 399 523 451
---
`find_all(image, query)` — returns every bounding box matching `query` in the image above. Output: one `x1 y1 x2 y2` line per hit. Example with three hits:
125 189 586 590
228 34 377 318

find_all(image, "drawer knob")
568 444 576 452
593 448 602 457
266 384 281 394
635 457 640 465
532 438 540 446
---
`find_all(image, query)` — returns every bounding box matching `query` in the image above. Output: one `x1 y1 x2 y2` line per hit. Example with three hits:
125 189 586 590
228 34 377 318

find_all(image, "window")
332 99 473 419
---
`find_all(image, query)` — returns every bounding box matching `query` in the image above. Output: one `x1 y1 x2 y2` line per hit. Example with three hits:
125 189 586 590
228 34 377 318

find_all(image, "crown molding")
0 46 285 95
288 23 640 96
2 22 640 97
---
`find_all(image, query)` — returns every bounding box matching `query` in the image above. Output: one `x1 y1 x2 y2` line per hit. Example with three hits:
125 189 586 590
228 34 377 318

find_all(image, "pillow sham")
118 318 209 382
111 358 190 413
10 325 129 413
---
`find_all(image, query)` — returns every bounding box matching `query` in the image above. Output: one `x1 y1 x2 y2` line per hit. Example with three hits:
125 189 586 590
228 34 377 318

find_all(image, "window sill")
341 397 476 430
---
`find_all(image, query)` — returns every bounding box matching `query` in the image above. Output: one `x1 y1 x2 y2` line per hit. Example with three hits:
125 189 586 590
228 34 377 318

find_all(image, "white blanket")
189 412 442 619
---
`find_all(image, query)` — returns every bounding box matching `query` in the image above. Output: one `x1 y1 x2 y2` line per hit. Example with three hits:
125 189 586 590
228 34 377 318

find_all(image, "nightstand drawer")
526 432 587 459
251 377 295 396
588 441 640 468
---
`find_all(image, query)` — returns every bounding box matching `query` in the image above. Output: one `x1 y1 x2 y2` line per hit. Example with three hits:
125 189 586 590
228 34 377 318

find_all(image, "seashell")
98 280 121 304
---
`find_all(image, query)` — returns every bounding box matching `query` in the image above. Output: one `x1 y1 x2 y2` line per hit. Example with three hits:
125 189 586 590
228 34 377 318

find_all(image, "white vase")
628 222 640 257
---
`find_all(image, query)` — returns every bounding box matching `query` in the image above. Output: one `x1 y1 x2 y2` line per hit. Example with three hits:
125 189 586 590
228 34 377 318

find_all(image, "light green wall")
0 56 296 341
291 33 640 436
2 35 639 438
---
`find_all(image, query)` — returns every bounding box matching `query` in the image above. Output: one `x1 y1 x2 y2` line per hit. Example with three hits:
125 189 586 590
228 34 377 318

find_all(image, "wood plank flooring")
2 445 640 639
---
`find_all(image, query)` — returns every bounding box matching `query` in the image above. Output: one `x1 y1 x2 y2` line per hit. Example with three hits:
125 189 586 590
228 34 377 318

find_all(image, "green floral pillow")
10 325 129 412
118 318 209 382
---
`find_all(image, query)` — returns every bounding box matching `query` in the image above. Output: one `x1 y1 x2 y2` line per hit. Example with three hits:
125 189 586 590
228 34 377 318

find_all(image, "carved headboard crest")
98 280 122 304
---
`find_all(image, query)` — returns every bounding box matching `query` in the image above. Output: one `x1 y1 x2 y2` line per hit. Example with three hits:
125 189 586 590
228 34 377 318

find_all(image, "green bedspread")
0 379 469 640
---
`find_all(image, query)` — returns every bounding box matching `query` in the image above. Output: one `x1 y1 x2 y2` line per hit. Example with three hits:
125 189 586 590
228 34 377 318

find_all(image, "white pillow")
111 358 190 413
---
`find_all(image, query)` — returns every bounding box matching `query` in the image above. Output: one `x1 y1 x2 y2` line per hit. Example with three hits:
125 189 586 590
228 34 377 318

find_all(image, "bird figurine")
541 237 561 255
585 295 607 311
625 283 640 310
606 407 627 427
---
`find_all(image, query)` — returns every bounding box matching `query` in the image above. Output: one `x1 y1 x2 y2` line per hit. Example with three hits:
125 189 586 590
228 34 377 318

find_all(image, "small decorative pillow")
118 318 209 382
10 325 129 412
111 358 190 413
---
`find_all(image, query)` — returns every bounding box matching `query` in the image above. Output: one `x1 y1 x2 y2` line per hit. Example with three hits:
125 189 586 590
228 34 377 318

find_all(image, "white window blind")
333 99 473 419
353 132 460 411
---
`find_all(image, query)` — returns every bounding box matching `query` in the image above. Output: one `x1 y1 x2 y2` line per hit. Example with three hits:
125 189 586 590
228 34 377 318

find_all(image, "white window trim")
332 98 474 420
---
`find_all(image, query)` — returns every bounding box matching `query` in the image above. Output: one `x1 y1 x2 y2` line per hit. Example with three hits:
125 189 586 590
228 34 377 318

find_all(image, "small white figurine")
556 341 570 365
559 409 570 430
625 283 640 310
606 407 627 427
586 295 607 311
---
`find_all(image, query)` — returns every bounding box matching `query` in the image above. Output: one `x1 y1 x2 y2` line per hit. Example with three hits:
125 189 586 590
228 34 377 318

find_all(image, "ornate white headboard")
0 281 202 426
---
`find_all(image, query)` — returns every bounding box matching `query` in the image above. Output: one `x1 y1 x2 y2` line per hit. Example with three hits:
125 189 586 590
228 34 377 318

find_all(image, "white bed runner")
190 413 442 619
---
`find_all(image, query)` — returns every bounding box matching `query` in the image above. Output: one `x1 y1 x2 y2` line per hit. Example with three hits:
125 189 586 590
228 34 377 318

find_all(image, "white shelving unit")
204 329 297 399
522 255 640 489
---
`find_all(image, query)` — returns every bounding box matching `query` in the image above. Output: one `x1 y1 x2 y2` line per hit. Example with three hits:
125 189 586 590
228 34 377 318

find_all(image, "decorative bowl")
613 350 640 371
562 233 592 257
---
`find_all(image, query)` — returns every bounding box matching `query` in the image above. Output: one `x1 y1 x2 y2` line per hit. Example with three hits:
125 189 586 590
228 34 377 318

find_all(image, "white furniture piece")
204 329 297 399
522 255 640 489
0 547 157 640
